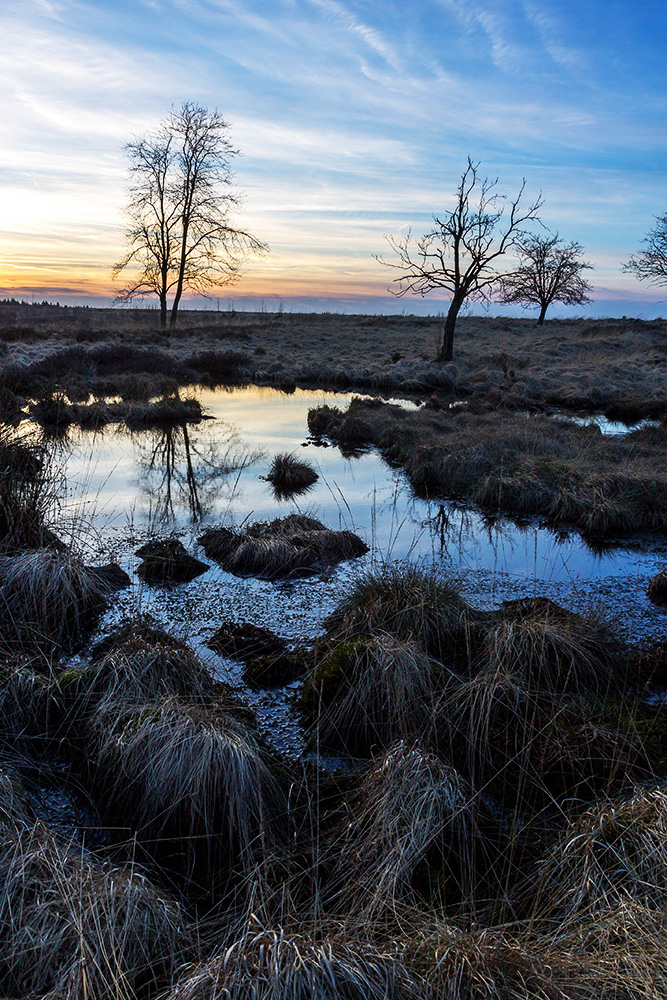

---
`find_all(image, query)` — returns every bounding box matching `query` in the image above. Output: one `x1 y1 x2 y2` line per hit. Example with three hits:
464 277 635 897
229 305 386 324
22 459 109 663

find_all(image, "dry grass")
479 597 628 696
323 562 480 666
309 399 667 537
2 308 667 419
0 822 188 1000
199 514 368 580
0 549 117 653
418 924 559 1000
301 633 449 754
90 696 287 874
58 621 218 711
163 920 420 1000
0 426 61 553
328 742 493 918
265 453 319 498
531 787 667 921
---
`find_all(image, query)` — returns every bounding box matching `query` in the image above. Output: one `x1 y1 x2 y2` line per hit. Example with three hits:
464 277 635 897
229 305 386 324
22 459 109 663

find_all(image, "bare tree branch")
623 214 667 287
499 232 593 324
113 103 268 327
375 158 543 360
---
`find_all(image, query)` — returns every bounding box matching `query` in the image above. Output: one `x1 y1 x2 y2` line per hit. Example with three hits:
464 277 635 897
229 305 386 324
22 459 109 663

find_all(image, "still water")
33 386 664 751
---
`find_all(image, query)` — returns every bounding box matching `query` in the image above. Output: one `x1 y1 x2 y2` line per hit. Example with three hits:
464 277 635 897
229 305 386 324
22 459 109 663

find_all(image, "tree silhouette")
623 213 667 287
114 103 267 326
377 158 542 361
499 233 593 324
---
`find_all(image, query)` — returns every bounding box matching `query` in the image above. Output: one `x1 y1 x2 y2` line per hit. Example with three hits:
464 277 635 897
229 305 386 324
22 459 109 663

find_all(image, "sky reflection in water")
46 385 656 587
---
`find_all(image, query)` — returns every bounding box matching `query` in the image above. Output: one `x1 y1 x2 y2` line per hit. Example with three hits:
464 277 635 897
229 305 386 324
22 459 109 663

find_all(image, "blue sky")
1 0 666 315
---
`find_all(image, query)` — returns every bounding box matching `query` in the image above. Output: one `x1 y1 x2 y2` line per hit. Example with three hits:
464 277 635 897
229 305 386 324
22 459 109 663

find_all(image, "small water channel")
31 386 666 754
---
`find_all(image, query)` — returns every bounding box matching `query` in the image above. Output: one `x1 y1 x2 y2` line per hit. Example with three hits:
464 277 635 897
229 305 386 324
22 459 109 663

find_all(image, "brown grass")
162 920 420 1000
0 822 188 1000
301 633 449 754
199 514 368 580
90 695 288 875
0 549 118 653
309 398 667 537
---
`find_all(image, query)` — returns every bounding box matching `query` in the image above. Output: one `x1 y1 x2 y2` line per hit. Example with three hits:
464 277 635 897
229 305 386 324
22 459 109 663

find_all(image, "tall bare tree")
377 158 543 361
623 213 667 287
114 103 267 327
499 232 593 324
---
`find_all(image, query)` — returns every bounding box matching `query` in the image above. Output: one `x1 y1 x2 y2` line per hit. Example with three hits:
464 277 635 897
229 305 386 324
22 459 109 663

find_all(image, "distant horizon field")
1 293 665 321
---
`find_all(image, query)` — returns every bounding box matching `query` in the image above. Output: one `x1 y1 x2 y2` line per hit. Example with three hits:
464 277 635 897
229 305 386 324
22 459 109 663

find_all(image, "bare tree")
498 232 593 325
623 213 667 287
376 158 543 361
114 103 267 327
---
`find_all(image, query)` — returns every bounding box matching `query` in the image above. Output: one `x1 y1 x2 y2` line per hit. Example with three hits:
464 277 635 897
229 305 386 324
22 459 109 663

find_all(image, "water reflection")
134 421 263 523
26 386 661 589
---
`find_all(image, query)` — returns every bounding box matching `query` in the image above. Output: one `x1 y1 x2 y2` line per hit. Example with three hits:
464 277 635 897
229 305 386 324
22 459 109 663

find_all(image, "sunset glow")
2 0 666 314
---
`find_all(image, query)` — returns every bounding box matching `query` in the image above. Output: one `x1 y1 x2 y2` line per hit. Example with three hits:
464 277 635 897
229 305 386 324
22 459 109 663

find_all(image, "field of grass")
1 302 667 420
1 303 667 999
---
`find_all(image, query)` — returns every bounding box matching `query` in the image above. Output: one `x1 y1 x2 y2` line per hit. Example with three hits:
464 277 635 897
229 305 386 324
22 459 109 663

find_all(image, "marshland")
1 301 667 999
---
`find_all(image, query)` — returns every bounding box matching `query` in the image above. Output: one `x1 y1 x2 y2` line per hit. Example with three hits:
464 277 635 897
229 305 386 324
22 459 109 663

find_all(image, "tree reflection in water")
135 420 263 523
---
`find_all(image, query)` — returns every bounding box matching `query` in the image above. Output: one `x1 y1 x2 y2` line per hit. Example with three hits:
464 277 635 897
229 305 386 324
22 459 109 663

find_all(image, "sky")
1 0 666 316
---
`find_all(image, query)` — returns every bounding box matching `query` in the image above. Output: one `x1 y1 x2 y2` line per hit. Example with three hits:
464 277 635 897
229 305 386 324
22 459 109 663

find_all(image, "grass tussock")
0 549 117 653
435 665 641 807
532 786 667 920
480 597 628 696
164 921 419 1000
265 452 319 498
59 621 218 711
301 634 449 754
420 925 558 1000
0 822 188 1000
0 656 58 745
329 742 493 917
91 696 287 873
323 562 480 666
199 514 368 580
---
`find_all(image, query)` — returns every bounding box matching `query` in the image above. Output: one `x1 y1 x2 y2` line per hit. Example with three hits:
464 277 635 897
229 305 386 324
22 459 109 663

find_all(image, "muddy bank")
1 303 667 420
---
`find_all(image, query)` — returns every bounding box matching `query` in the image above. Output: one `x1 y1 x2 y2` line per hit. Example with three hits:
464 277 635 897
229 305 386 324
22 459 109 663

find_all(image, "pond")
30 386 666 754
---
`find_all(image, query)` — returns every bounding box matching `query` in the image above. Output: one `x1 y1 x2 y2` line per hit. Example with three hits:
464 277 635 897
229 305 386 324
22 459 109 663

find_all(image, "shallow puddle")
30 385 666 754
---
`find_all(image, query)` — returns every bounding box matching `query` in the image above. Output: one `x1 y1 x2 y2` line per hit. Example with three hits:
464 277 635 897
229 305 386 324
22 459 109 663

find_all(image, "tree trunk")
159 293 168 328
437 297 463 362
536 302 548 325
169 293 182 327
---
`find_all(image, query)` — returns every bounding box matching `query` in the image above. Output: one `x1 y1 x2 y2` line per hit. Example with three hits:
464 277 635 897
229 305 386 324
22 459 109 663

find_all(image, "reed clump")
0 428 60 553
532 786 667 920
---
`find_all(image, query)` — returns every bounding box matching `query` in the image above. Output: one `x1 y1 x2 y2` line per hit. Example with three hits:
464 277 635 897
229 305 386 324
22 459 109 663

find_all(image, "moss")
300 639 371 723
